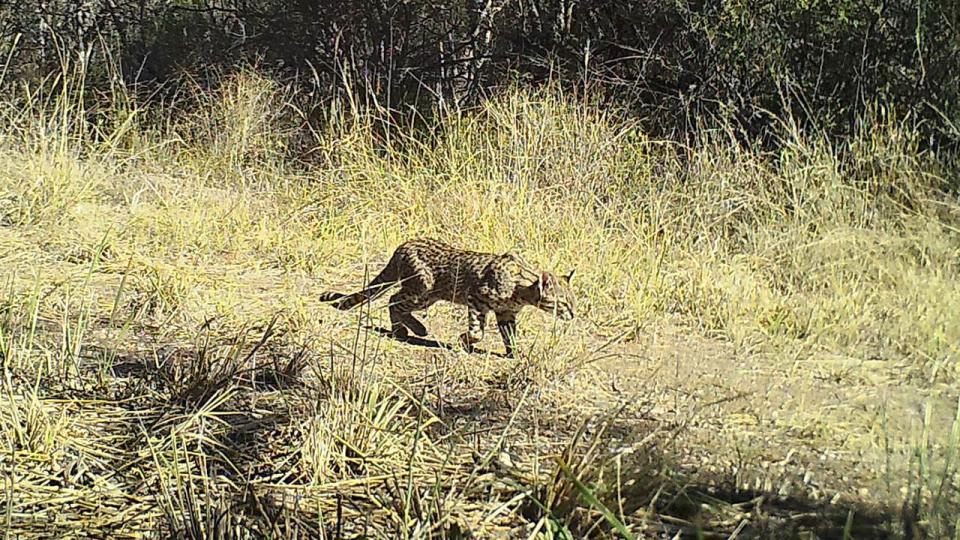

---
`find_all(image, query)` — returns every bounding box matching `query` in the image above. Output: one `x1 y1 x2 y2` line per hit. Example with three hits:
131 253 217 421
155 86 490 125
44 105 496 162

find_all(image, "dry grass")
0 55 958 538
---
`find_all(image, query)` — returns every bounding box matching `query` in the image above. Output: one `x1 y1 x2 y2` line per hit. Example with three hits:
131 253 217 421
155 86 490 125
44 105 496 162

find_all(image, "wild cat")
319 238 576 356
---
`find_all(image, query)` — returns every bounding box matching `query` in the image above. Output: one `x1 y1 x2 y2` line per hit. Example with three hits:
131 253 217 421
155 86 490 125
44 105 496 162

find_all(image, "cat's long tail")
319 255 401 310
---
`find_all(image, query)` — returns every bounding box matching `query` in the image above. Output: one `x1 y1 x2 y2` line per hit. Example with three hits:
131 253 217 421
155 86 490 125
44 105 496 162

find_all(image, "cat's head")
536 270 576 321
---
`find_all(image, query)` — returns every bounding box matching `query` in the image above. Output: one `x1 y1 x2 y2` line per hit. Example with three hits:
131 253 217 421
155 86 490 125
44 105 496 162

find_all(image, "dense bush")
2 1 958 143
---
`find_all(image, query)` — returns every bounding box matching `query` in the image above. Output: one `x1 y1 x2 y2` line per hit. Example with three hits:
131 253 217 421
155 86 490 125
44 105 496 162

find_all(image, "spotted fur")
319 238 576 356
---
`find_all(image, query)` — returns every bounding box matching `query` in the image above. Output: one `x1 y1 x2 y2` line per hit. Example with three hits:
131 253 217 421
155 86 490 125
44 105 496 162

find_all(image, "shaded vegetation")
2 0 959 144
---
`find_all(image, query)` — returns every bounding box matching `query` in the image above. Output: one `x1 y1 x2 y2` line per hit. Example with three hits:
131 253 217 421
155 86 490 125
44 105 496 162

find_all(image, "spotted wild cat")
319 238 576 356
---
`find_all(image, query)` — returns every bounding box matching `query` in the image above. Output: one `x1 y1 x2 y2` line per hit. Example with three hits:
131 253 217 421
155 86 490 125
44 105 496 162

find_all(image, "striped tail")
319 261 399 310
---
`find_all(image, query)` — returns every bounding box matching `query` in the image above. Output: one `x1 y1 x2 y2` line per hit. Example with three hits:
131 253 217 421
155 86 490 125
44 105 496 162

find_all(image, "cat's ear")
563 270 576 284
538 272 554 294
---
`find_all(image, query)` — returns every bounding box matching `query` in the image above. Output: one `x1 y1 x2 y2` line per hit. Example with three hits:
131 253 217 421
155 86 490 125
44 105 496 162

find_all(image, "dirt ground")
575 321 957 536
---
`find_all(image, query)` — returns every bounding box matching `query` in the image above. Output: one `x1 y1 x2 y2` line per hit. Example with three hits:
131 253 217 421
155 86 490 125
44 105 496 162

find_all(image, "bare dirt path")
594 321 959 515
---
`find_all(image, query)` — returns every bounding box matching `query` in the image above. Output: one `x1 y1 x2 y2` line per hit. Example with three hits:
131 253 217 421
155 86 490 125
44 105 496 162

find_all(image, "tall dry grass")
1 52 958 537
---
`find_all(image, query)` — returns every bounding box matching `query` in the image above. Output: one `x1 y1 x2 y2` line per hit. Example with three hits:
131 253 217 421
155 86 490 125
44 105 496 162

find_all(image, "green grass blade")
556 458 636 540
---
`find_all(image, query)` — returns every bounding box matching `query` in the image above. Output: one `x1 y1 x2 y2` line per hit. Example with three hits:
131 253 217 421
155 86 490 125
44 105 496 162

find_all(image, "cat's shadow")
366 326 507 358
